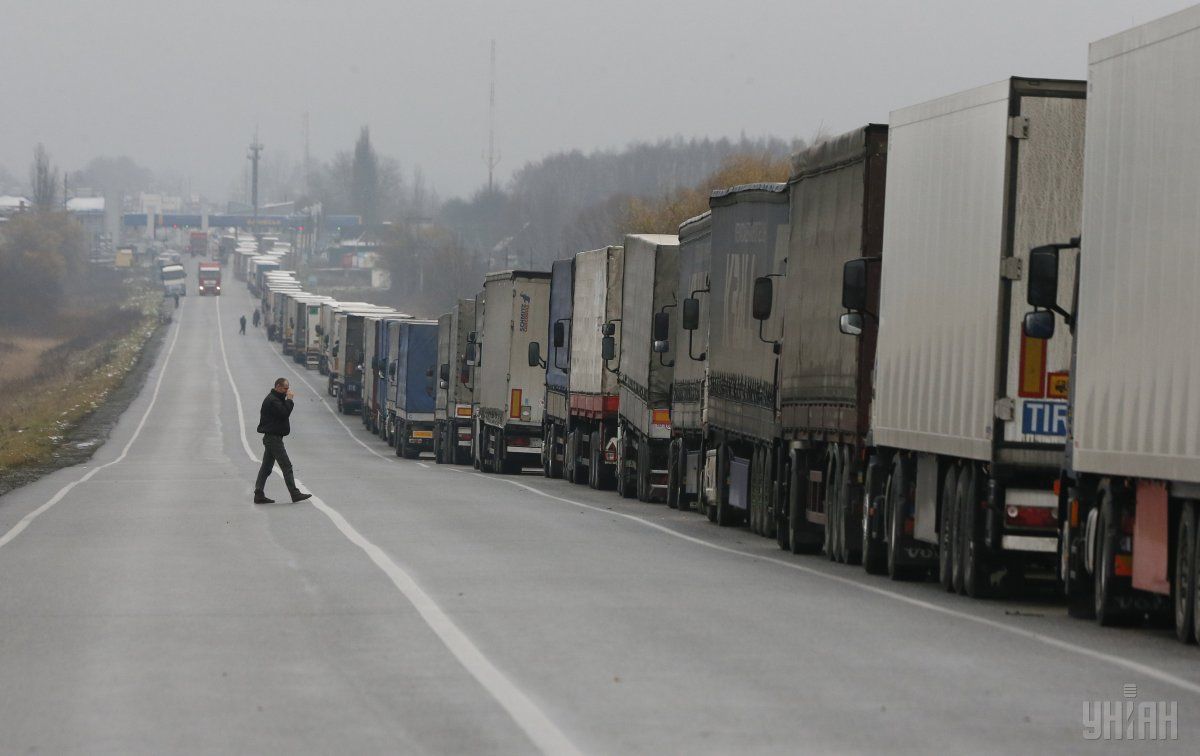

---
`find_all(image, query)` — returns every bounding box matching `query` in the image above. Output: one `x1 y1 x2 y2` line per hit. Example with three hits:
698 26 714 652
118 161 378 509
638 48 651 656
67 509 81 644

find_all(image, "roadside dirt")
0 323 166 498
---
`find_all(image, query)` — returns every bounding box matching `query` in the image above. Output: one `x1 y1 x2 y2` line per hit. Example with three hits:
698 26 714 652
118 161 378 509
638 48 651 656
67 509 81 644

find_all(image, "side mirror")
467 330 477 344
527 341 542 368
653 339 669 354
465 342 477 366
553 321 566 348
842 258 869 312
601 322 616 337
388 361 396 377
752 276 773 320
1027 246 1060 309
653 311 670 342
839 312 864 336
682 298 699 331
439 363 450 382
459 362 470 385
1023 310 1055 340
601 335 615 362
315 324 324 336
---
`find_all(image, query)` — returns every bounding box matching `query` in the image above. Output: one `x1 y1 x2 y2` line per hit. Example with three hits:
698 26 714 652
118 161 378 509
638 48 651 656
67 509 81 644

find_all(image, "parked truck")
667 215 710 510
434 299 477 465
538 259 575 479
472 270 551 474
392 320 440 459
197 262 221 295
841 77 1086 593
611 234 679 502
770 125 888 560
334 309 393 414
688 184 789 526
189 230 207 258
563 245 624 489
1020 7 1200 640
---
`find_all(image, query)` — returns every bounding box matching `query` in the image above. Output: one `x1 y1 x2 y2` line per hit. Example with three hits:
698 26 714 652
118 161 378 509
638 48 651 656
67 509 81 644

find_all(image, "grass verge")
0 279 163 471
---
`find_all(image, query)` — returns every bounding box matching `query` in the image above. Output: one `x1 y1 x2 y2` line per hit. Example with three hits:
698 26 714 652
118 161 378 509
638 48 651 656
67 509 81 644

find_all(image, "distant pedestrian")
253 378 312 504
252 308 261 328
239 315 247 335
173 293 180 309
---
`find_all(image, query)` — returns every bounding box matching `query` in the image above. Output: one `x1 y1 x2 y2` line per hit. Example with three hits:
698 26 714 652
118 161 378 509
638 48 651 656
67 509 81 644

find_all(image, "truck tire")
1095 482 1132 625
957 465 987 597
588 433 602 489
1175 502 1197 643
939 464 959 592
763 446 777 541
636 439 652 502
714 443 739 527
567 429 586 484
774 451 790 551
617 430 636 499
861 464 887 574
886 458 920 581
433 427 444 464
667 440 681 510
823 453 837 559
789 452 820 554
395 423 406 458
541 424 554 477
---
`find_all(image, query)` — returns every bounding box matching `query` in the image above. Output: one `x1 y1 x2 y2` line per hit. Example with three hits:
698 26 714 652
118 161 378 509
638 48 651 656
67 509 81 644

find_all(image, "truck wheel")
861 464 887 574
789 453 818 553
568 429 586 484
957 465 987 597
636 439 651 502
775 451 790 550
667 440 681 509
395 423 405 457
763 447 778 541
542 425 553 477
886 457 920 581
823 453 837 559
1175 502 1198 643
588 433 601 489
617 431 636 499
1095 482 1132 625
939 464 960 592
714 443 739 526
839 453 860 565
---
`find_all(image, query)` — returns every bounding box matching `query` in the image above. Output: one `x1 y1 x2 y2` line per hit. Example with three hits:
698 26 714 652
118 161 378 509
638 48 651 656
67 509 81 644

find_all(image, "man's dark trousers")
255 434 297 494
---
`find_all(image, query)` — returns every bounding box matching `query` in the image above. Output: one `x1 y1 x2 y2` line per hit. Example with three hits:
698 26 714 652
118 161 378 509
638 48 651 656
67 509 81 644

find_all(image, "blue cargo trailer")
394 320 440 459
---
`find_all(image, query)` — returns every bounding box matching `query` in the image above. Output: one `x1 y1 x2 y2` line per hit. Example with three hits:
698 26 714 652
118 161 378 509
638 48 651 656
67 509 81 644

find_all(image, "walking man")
253 378 312 504
252 308 261 328
239 315 247 335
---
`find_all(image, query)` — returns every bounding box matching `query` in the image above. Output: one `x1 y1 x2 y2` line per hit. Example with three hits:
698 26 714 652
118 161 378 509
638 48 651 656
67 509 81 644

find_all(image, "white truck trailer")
473 270 551 474
1022 6 1200 640
843 77 1087 594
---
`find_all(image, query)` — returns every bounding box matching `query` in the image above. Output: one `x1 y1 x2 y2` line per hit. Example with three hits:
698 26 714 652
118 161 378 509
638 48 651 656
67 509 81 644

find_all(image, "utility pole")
302 112 311 196
248 131 263 228
484 39 500 193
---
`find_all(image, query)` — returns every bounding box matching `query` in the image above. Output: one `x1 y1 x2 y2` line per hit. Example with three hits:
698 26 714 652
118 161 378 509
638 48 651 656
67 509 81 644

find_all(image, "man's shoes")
253 493 275 504
290 491 313 503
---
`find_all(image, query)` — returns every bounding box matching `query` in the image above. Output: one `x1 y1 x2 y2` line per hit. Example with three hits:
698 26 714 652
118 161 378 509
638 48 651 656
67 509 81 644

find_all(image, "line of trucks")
244 7 1200 645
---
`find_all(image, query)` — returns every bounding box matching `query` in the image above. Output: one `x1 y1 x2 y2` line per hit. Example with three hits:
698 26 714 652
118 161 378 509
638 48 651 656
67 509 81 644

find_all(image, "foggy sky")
0 0 1193 202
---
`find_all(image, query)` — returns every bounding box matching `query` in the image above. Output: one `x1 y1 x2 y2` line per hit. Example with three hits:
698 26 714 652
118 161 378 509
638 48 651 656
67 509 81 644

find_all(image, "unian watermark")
1083 684 1177 741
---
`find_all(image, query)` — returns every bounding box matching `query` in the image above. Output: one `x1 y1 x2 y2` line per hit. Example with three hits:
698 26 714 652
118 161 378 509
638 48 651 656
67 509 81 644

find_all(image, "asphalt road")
0 270 1197 754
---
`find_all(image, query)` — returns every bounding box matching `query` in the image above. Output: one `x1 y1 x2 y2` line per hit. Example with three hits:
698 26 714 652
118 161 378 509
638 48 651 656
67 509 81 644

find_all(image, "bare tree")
30 143 58 211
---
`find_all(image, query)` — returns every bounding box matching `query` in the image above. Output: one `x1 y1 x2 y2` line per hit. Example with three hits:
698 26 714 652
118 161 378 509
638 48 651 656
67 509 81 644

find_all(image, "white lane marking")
0 303 186 550
500 477 1200 699
416 461 430 468
217 296 579 756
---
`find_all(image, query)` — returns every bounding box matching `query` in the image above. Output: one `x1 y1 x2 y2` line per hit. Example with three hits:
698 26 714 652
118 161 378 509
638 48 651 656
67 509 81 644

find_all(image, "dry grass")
0 281 161 471
0 336 64 384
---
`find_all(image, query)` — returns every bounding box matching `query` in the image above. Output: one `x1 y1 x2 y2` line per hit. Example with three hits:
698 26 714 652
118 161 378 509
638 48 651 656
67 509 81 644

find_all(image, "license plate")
411 430 433 439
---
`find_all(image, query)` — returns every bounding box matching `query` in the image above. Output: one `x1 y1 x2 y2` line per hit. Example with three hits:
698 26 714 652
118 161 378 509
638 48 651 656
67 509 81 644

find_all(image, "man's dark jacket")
257 389 294 436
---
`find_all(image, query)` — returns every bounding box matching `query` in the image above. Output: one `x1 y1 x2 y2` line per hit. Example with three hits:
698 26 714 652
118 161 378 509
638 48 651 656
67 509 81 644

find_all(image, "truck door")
1002 95 1086 445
